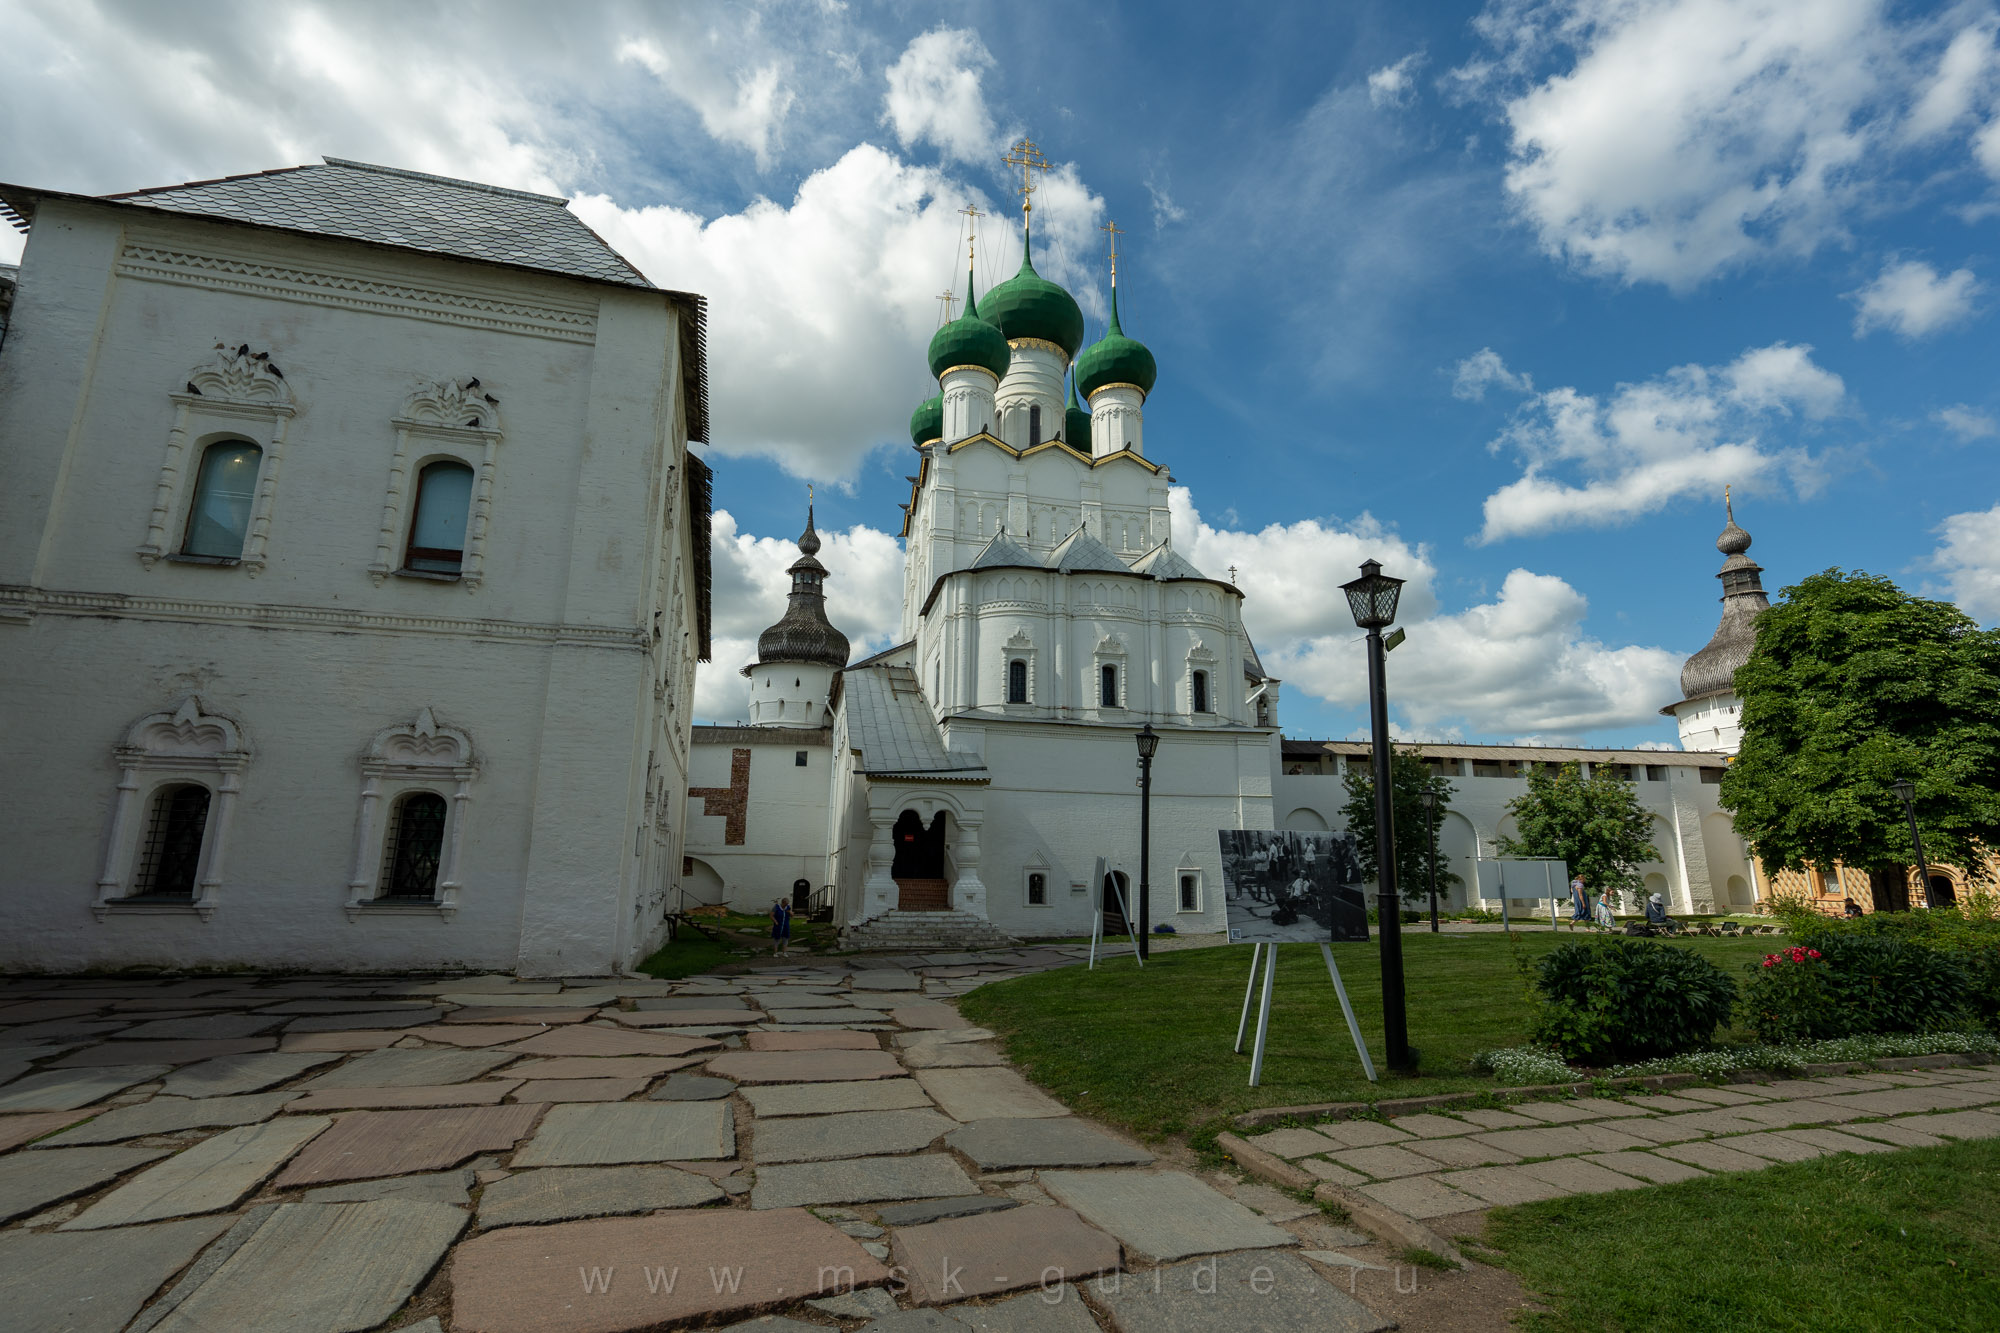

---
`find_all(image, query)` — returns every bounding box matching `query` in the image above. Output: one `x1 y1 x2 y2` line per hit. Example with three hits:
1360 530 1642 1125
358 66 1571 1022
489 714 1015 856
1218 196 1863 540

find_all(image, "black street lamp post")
1420 787 1440 933
1136 724 1160 959
1341 559 1416 1072
1891 779 1935 911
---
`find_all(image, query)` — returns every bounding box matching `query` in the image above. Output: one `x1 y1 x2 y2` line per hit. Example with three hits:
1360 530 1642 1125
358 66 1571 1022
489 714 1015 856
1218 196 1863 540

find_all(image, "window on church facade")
1008 659 1028 703
1029 405 1041 445
380 791 447 898
1192 670 1209 713
135 784 210 898
1100 664 1119 707
1179 873 1200 912
1027 872 1047 906
406 460 475 574
182 441 262 559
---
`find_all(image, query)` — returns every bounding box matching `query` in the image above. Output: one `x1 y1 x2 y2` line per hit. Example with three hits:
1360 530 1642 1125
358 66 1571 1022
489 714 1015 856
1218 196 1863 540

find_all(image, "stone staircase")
841 908 1021 951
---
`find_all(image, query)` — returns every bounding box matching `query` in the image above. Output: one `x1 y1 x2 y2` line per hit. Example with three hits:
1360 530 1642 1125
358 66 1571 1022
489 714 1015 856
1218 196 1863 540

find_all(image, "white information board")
1474 858 1569 901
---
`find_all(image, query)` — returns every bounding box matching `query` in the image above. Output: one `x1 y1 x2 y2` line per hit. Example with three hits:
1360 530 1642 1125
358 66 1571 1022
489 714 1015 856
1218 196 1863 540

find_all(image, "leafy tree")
1722 570 2000 883
1495 762 1658 907
1340 746 1463 903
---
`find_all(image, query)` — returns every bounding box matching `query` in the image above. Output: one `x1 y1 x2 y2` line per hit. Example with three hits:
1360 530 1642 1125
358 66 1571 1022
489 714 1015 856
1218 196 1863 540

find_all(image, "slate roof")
967 531 1044 571
1130 542 1207 581
1049 526 1131 574
100 158 654 289
842 666 988 781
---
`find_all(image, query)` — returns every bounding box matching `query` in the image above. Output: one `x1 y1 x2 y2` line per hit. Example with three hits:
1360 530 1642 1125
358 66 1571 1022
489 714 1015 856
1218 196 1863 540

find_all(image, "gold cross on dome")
937 288 957 322
960 202 983 266
1101 218 1123 284
1002 138 1050 216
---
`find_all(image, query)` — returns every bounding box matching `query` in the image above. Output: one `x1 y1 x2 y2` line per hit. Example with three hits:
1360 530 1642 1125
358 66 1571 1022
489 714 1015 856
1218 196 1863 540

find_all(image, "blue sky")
5 0 1997 744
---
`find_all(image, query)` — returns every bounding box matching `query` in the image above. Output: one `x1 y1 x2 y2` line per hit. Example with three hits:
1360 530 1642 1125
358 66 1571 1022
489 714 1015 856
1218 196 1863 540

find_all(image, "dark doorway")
892 810 950 910
1869 866 1910 914
1102 870 1132 935
1930 876 1957 907
792 878 812 912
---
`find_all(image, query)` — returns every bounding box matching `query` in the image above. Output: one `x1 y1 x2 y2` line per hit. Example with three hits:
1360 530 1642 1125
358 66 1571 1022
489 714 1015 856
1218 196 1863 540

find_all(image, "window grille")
136 784 209 898
1008 659 1028 703
1192 671 1209 713
1028 872 1047 905
1100 664 1118 707
380 792 448 898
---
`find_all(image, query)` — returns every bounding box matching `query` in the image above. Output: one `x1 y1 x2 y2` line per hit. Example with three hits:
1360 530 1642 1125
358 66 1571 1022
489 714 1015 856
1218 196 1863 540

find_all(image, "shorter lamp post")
1341 559 1415 1072
1420 787 1440 933
1136 724 1160 958
1890 779 1935 911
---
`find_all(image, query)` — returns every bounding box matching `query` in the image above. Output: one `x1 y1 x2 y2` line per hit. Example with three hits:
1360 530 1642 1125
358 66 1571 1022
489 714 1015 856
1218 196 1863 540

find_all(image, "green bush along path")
958 930 1775 1137
1484 1137 2000 1333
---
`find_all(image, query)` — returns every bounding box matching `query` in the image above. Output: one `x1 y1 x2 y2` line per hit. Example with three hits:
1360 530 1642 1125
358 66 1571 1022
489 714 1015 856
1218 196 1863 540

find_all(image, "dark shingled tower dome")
1672 493 1769 707
755 506 850 669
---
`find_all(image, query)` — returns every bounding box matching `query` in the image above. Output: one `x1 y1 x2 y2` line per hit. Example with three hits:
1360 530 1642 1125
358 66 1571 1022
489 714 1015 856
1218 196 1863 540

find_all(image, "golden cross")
1002 138 1050 216
937 288 957 322
1101 218 1123 285
959 203 983 267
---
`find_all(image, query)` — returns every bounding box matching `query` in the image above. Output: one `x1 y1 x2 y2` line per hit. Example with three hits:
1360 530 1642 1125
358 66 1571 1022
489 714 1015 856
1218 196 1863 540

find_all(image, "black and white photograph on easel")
1217 829 1368 944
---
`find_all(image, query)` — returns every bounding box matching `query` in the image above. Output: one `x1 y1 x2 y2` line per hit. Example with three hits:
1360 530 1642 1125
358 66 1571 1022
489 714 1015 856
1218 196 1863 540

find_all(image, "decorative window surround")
1176 867 1204 913
370 379 503 591
138 345 296 576
346 707 477 920
95 697 250 921
1024 866 1051 907
1002 627 1036 708
1186 643 1219 717
1094 635 1129 711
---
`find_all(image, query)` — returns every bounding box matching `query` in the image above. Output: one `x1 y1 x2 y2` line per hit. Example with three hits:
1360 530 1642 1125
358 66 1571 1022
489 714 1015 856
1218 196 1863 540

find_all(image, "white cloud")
618 38 794 170
1169 488 1678 739
1935 404 1999 440
1368 52 1426 108
1930 503 2000 625
1465 0 1988 289
1850 258 1983 338
1145 174 1187 232
695 507 907 722
881 28 1000 164
1478 343 1842 543
1452 347 1533 400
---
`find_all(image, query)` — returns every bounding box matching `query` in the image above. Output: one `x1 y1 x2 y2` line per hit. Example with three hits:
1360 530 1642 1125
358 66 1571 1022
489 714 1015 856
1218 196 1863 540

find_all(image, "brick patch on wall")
690 747 750 845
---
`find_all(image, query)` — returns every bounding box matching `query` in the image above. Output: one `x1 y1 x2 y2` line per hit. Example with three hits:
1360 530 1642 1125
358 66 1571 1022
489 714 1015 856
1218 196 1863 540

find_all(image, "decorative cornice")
937 363 1001 383
1005 336 1069 356
1 583 645 649
117 241 598 344
1085 381 1147 400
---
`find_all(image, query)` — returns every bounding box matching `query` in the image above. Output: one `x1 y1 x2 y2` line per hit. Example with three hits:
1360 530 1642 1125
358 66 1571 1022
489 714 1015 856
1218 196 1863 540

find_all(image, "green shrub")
1793 908 2000 1030
1529 937 1737 1064
1742 934 1974 1043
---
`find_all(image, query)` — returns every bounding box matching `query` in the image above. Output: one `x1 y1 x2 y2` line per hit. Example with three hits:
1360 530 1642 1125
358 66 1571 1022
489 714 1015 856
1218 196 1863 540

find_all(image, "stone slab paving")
0 1144 170 1222
903 1042 1009 1069
752 1154 982 1209
652 1073 736 1100
1653 1140 1774 1173
442 1006 598 1025
158 1051 336 1097
273 1104 543 1186
512 1077 653 1103
895 1205 1120 1305
1354 1173 1487 1220
504 1055 700 1080
1516 1157 1648 1194
65 1114 332 1228
287 1080 523 1111
0 1111 85 1150
944 1118 1154 1170
477 1164 725 1226
747 1029 881 1051
1039 1169 1293 1262
1579 1150 1710 1184
1090 1251 1393 1333
37 1091 299 1145
304 1169 472 1205
752 1108 956 1164
53 1038 272 1066
0 1065 172 1111
0 1214 234 1333
450 1208 892 1333
513 1101 734 1165
709 1049 906 1083
1324 1145 1441 1180
876 1195 1020 1226
916 1068 1070 1121
147 1199 467 1333
301 1046 516 1088
769 1008 895 1025
499 1025 717 1058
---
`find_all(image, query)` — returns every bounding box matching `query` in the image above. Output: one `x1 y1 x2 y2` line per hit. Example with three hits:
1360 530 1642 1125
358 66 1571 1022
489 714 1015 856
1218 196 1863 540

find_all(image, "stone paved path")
0 949 1993 1332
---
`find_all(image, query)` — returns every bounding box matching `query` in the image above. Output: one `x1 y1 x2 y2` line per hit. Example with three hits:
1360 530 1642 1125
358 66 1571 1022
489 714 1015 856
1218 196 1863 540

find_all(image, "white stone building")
0 159 712 976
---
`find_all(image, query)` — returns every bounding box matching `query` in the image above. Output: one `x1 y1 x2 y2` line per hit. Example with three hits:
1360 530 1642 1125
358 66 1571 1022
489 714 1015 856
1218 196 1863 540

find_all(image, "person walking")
1569 874 1590 926
770 896 793 956
1594 889 1617 930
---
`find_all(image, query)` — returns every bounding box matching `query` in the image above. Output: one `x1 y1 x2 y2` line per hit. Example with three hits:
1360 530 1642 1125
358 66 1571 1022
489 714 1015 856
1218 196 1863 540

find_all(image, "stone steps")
841 910 1020 951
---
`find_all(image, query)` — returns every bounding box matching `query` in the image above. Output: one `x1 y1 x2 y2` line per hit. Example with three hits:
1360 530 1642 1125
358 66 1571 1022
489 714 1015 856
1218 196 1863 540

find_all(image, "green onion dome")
1075 286 1157 400
909 393 943 446
927 271 1011 381
981 229 1085 357
1064 372 1092 453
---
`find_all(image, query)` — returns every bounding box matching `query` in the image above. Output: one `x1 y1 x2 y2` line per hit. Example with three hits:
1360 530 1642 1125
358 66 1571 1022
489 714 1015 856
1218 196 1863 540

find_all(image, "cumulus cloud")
1850 258 1984 338
695 507 907 722
1478 343 1842 543
618 38 793 170
1452 347 1533 400
1169 489 1680 739
1930 503 2000 625
1368 52 1426 108
1463 1 2000 289
1936 404 1999 440
881 28 1001 164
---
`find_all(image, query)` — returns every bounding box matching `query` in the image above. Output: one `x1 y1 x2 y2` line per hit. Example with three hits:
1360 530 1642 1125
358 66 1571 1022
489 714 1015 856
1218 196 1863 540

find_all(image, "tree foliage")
1339 746 1463 903
1721 570 2000 882
1495 762 1658 904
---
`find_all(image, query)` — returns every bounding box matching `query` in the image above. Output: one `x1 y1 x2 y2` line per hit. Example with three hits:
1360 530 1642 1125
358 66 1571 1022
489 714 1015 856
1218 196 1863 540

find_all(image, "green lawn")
1484 1137 2000 1332
957 930 1778 1136
635 929 742 979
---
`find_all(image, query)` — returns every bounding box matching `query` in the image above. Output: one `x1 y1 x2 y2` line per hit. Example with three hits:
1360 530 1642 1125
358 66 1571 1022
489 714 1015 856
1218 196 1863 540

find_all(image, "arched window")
380 791 448 898
136 784 210 898
1008 659 1028 704
1192 670 1210 713
1029 404 1042 446
182 441 262 558
1100 663 1119 707
405 461 475 574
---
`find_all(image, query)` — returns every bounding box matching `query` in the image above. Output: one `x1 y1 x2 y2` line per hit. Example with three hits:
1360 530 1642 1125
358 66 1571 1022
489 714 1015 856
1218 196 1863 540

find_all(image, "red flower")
1808 949 1821 959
